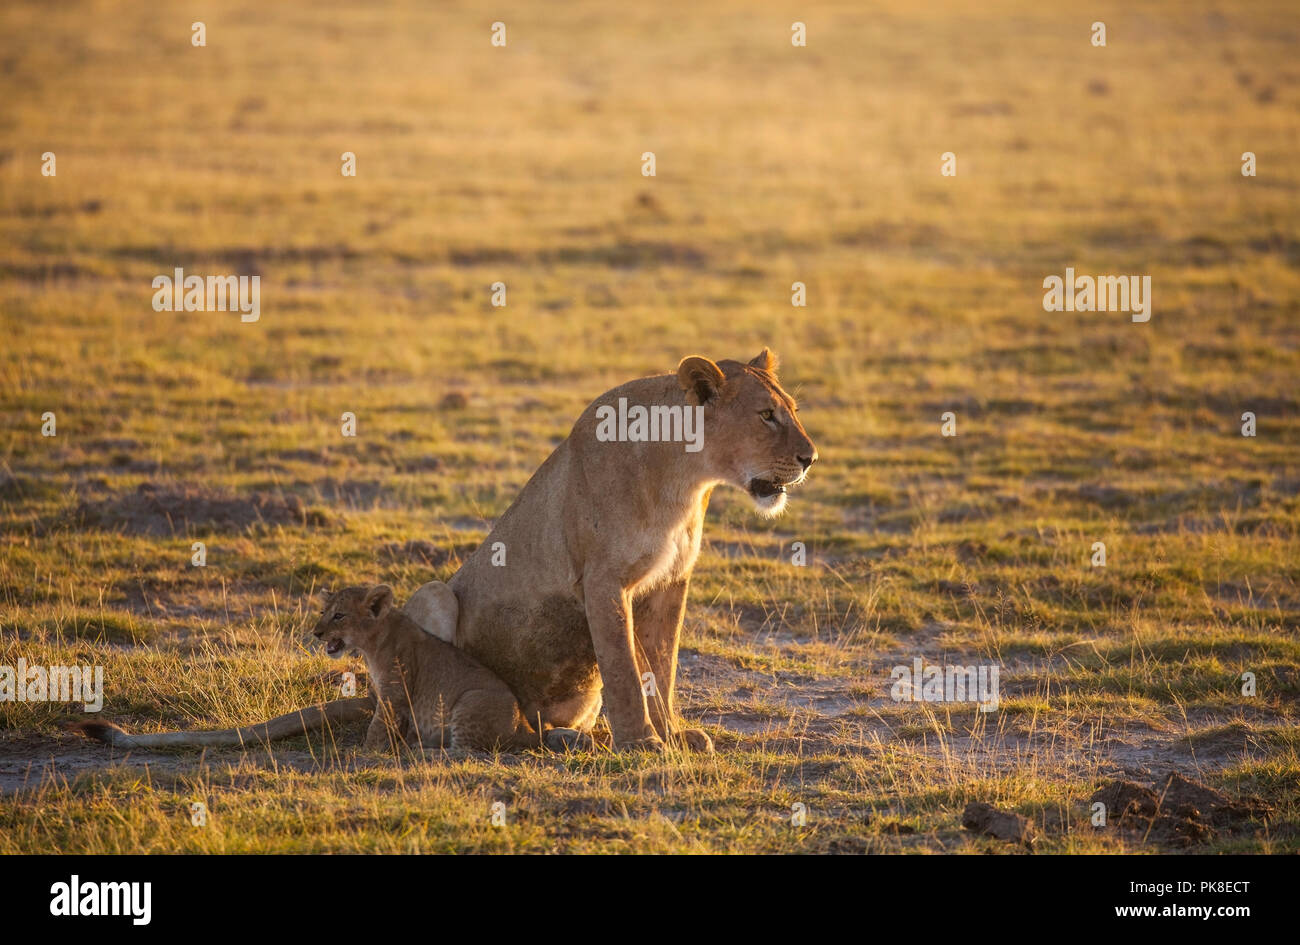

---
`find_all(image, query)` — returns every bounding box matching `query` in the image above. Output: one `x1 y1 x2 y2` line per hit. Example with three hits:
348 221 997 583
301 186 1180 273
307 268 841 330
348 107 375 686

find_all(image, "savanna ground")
1 0 1298 853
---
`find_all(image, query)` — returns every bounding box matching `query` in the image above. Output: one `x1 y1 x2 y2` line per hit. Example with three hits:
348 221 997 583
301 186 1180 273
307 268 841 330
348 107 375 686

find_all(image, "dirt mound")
962 802 1036 846
1090 771 1271 846
74 482 329 536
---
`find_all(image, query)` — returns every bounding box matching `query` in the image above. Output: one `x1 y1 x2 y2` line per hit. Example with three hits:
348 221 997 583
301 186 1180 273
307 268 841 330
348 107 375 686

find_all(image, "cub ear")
677 356 726 405
748 347 778 374
363 584 395 618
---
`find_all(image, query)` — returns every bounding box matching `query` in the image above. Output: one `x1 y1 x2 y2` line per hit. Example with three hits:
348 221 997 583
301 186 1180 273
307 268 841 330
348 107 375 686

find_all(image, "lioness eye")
332 612 344 621
759 409 776 423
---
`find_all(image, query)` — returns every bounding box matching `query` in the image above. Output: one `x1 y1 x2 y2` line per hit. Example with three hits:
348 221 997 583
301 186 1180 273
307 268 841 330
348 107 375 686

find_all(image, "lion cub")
315 585 591 754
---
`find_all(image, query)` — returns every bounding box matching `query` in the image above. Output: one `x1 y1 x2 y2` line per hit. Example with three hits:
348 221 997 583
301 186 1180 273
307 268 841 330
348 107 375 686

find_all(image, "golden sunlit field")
1 0 1298 853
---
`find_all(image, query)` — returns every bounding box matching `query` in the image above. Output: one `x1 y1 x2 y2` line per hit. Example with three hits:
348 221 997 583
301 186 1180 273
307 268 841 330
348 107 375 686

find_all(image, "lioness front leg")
585 574 662 751
635 579 714 753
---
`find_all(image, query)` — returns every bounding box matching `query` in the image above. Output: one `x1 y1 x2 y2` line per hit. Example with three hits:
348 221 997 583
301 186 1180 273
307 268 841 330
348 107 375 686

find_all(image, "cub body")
315 584 589 753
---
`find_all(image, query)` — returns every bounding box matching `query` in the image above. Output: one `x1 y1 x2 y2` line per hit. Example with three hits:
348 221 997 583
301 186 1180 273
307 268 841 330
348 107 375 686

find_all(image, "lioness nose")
798 452 817 470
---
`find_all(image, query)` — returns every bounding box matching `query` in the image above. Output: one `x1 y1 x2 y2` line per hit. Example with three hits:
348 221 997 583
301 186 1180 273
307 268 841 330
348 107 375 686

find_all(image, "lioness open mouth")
325 639 344 657
748 478 787 498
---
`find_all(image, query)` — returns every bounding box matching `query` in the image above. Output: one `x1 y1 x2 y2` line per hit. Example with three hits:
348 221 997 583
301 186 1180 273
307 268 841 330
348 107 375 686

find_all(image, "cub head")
313 584 395 657
677 348 818 517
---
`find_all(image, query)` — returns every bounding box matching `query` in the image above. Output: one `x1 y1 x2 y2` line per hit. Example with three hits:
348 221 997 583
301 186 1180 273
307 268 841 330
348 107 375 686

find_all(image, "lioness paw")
671 727 715 753
544 728 595 752
618 734 667 754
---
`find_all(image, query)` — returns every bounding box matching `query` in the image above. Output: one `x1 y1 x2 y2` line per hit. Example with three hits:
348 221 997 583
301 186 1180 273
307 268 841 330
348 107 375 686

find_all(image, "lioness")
315 584 591 752
414 348 817 751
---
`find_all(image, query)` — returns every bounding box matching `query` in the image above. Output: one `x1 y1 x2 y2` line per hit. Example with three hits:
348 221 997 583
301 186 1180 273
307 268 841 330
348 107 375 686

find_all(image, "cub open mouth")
325 639 344 656
748 478 787 498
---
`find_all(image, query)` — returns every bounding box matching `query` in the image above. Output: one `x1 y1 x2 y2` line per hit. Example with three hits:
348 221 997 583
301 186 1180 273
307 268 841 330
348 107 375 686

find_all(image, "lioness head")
677 348 818 516
313 584 395 657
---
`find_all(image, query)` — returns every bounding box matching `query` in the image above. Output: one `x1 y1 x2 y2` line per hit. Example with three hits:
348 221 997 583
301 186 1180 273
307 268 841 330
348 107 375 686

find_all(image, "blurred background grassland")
0 0 1297 852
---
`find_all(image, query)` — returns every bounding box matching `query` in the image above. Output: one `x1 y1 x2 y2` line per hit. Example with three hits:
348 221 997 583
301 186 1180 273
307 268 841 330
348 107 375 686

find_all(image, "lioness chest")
623 515 703 594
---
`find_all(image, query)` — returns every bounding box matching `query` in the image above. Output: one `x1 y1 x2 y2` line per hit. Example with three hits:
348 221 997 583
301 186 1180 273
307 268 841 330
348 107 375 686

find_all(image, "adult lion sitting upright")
417 348 818 752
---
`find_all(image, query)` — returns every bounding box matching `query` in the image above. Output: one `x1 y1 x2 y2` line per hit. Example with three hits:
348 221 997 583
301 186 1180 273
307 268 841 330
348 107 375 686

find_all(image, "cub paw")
671 727 715 753
544 728 596 752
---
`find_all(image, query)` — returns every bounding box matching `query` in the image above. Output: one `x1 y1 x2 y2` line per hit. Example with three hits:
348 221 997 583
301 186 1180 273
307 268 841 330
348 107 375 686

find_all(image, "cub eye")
759 409 777 423
332 612 344 621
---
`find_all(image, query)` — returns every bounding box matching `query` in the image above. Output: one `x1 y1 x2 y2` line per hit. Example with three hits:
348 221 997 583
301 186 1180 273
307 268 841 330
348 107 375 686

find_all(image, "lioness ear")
749 347 778 374
677 356 726 405
363 584 394 618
